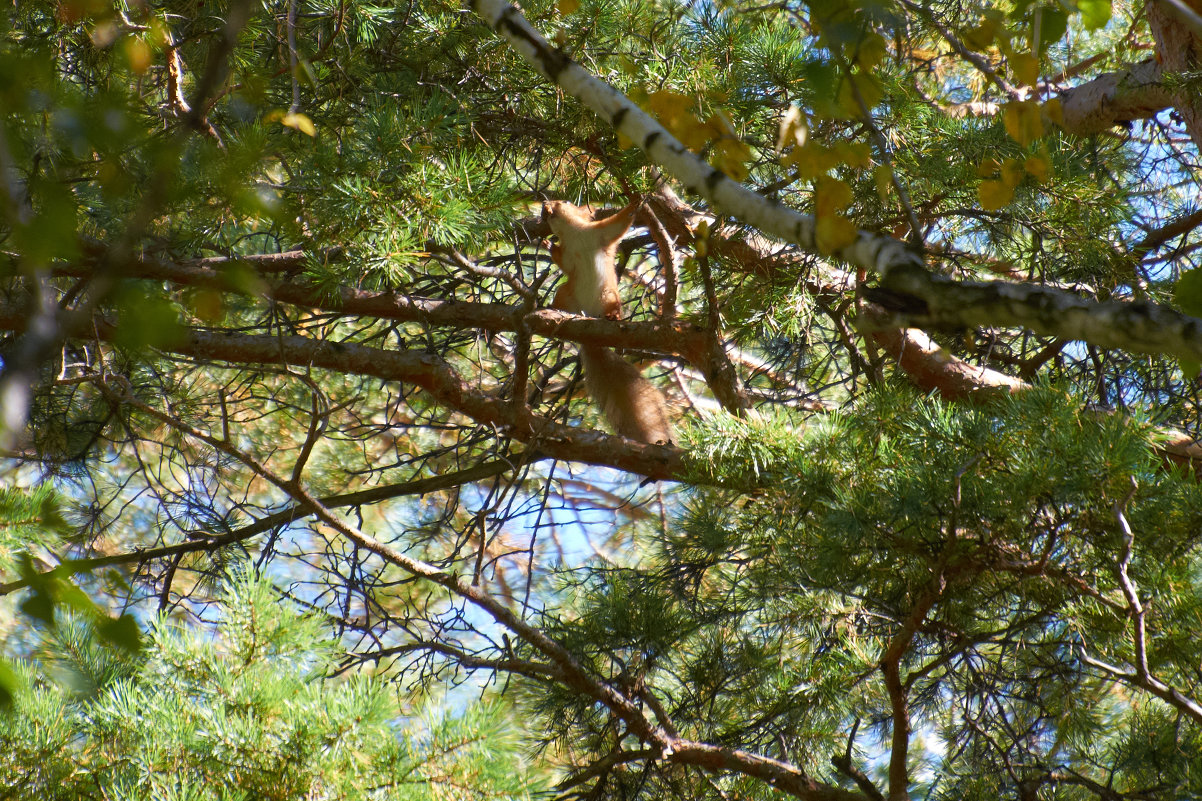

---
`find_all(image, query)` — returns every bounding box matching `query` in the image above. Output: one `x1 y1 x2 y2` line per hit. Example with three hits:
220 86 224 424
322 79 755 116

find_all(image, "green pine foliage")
529 388 1202 798
0 571 542 801
3 0 1202 798
0 484 70 574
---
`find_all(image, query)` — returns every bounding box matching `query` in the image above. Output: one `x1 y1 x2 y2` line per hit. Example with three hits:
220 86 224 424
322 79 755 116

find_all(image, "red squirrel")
542 199 671 445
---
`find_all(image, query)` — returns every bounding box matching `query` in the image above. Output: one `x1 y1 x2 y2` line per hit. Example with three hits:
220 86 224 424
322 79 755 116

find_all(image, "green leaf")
97 615 142 654
20 591 56 627
1180 358 1201 379
111 286 186 350
1078 0 1112 30
1174 268 1202 317
0 659 19 710
1037 5 1069 50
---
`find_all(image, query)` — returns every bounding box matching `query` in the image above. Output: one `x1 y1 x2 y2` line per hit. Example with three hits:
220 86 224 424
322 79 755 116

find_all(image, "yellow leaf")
962 20 996 51
815 176 853 214
977 157 1001 177
787 143 840 180
816 213 858 254
978 179 1014 211
1002 103 1021 141
281 112 316 136
723 137 754 162
853 32 887 69
1001 157 1024 188
707 110 738 139
777 105 807 153
617 130 634 150
558 0 580 15
646 90 692 127
712 138 752 182
675 113 712 152
124 37 153 74
874 164 893 201
1002 101 1043 147
1043 97 1064 127
832 141 871 169
835 71 884 119
716 159 749 182
1024 153 1050 183
1010 53 1039 87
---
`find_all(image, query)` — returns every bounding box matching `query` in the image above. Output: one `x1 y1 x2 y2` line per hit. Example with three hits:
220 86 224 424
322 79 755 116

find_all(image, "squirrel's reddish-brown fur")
542 199 671 445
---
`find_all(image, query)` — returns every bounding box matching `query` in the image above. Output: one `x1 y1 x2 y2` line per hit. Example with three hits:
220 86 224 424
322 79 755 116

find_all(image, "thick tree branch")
0 303 686 481
1133 207 1202 261
860 309 1027 400
1056 59 1177 135
56 246 766 424
53 252 710 359
648 181 1202 472
1147 0 1202 147
952 58 1189 137
864 273 1202 363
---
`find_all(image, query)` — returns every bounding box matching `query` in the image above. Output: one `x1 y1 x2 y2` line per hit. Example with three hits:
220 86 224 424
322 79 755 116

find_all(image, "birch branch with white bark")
468 0 1202 363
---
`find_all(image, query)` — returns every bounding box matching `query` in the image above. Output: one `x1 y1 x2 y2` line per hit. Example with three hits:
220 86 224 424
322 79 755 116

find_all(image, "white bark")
469 0 1202 362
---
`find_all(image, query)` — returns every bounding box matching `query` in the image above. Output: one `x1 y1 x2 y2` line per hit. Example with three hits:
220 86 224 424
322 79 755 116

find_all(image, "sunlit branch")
51 249 710 359
0 302 687 480
651 184 1202 473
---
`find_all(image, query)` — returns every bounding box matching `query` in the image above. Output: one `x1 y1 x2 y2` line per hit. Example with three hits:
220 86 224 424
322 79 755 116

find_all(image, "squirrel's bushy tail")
580 344 672 445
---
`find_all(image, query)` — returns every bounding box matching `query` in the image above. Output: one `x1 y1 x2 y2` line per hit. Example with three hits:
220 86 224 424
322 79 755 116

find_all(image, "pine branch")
52 250 709 359
0 302 687 481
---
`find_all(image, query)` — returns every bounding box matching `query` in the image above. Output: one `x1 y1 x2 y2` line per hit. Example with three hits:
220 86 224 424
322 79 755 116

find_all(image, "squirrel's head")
541 200 593 236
